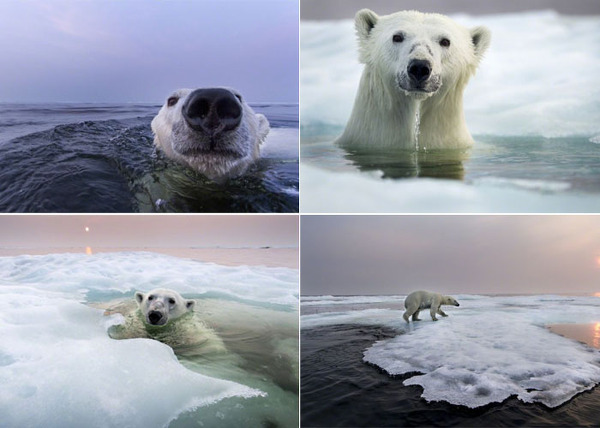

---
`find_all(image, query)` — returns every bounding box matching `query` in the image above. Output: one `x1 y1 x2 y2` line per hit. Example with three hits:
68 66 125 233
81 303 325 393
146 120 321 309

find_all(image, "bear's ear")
135 292 145 306
185 300 195 311
256 113 270 143
470 26 491 63
355 9 379 42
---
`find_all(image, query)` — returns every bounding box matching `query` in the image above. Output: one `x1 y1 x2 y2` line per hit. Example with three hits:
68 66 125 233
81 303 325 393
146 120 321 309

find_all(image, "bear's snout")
407 59 432 84
148 310 165 326
182 88 242 139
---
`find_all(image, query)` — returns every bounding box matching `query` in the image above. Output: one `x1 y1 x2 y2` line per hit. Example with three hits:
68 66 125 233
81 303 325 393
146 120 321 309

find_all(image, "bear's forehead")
147 289 181 299
166 87 242 103
378 12 462 35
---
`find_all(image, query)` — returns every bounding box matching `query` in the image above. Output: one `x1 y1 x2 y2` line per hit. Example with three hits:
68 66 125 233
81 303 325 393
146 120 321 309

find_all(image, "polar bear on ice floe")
337 9 491 150
152 88 270 181
403 290 460 322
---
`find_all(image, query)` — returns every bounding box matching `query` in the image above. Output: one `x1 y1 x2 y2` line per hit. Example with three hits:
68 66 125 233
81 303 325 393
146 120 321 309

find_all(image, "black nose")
148 311 163 325
182 88 242 136
408 60 431 84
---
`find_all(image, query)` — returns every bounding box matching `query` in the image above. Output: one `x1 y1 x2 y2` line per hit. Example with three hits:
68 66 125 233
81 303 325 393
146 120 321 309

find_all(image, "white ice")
0 252 298 427
303 294 600 408
0 252 299 305
302 294 405 306
301 164 600 213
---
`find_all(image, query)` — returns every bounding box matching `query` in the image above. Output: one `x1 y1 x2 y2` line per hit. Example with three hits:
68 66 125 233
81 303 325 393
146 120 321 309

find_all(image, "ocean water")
0 252 299 428
300 11 600 212
0 103 298 213
301 294 600 427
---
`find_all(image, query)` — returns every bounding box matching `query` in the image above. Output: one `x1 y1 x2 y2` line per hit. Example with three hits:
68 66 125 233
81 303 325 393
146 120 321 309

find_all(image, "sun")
85 226 90 232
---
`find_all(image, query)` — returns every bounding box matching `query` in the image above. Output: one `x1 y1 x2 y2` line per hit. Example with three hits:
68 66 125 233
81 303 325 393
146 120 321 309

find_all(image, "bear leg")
437 308 448 317
412 310 421 321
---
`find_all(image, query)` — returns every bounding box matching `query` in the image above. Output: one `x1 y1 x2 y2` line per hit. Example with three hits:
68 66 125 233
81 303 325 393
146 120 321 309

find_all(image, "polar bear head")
442 295 460 307
135 288 195 326
355 9 491 100
151 87 270 181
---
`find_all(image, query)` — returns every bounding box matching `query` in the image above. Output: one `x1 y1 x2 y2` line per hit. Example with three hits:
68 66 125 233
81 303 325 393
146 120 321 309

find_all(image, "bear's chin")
403 89 436 100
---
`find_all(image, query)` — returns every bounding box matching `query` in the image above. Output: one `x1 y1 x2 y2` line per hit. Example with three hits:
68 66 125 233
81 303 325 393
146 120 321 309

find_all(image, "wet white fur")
403 290 460 322
337 10 491 149
151 88 269 181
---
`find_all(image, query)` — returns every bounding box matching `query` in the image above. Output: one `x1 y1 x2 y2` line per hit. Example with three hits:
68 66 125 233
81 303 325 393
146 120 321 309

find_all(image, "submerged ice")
303 295 600 408
0 252 299 427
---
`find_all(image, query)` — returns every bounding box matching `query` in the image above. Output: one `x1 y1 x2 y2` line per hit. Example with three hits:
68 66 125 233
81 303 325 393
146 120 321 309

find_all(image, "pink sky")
0 215 298 248
302 215 600 295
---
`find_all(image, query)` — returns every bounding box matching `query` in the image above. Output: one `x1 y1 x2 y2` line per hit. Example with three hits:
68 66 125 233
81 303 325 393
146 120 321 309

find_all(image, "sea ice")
302 294 600 408
0 252 298 427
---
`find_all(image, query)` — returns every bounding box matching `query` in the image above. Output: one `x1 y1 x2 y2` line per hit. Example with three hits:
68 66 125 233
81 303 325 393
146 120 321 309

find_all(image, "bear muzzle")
408 59 432 84
182 88 243 140
147 310 167 326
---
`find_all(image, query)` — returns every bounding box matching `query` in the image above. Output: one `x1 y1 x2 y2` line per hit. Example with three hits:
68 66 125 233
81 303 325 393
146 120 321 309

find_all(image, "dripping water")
414 110 421 176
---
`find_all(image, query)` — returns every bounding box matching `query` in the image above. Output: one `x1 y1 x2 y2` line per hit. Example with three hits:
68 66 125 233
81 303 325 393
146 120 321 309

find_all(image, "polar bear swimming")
337 9 491 150
105 288 225 354
151 87 270 181
403 290 460 322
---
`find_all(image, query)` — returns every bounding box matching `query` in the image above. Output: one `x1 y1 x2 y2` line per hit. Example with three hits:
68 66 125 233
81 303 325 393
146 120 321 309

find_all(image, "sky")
301 216 600 295
0 215 298 248
301 0 600 19
0 0 298 103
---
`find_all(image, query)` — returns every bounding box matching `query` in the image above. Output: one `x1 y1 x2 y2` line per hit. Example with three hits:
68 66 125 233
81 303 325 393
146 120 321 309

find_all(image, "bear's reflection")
342 146 470 180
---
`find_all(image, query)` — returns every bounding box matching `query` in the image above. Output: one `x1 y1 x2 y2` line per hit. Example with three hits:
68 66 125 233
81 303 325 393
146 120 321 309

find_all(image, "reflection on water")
85 246 93 255
342 147 471 180
547 323 600 349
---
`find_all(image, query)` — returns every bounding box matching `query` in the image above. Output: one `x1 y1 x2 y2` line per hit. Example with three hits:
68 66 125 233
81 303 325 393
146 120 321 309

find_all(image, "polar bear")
105 288 225 354
337 9 491 150
151 87 270 181
403 290 460 322
135 288 194 326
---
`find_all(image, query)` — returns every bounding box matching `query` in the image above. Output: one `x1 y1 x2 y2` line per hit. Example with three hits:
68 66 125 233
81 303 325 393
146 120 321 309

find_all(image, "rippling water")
0 103 298 213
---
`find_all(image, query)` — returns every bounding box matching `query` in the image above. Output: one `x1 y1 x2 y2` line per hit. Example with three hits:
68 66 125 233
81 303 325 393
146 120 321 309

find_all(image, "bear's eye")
148 295 154 301
392 33 404 43
234 93 242 102
167 96 179 107
440 38 451 47
168 298 175 305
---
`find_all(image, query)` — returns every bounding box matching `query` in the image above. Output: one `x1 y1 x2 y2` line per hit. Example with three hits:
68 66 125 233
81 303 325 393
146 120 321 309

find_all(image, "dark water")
0 103 298 212
301 324 600 427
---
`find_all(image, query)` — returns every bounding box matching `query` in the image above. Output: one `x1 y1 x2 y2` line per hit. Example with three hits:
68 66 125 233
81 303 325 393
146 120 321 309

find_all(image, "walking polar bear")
152 87 270 181
337 9 491 149
403 290 460 322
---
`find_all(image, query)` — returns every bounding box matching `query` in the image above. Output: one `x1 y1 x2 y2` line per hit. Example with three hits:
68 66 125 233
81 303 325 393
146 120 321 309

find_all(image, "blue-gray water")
0 103 298 213
301 126 600 212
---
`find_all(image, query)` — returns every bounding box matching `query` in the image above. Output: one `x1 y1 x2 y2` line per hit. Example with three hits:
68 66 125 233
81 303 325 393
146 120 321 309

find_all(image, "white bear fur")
403 290 460 322
105 288 225 354
337 9 491 150
151 87 270 181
